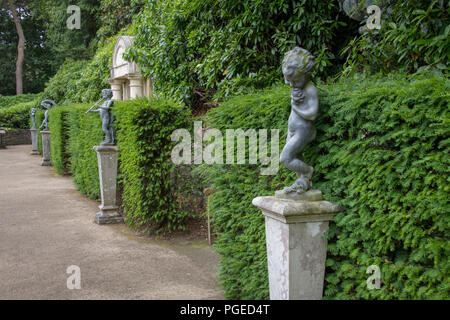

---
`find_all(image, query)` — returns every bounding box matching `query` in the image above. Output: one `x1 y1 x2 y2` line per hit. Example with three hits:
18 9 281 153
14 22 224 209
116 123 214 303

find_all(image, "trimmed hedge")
48 107 71 174
199 74 449 299
47 97 192 232
0 99 40 129
0 94 38 109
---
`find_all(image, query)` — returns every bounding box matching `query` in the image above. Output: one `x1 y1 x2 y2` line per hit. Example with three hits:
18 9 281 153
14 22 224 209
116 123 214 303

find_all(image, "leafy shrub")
0 94 38 109
341 0 449 76
128 0 355 107
48 97 192 232
199 74 449 299
42 34 122 104
0 99 40 129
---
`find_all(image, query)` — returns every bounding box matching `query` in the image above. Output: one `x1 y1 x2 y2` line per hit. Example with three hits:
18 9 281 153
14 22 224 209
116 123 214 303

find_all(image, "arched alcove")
109 36 153 100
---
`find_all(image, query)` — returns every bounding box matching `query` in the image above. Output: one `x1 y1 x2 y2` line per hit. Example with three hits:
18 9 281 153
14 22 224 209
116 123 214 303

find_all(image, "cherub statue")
86 89 115 146
278 47 318 197
31 108 37 129
39 99 57 130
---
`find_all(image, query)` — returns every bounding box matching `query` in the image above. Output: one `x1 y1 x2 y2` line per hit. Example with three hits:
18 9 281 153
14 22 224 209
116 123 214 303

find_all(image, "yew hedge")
199 74 449 299
46 97 192 232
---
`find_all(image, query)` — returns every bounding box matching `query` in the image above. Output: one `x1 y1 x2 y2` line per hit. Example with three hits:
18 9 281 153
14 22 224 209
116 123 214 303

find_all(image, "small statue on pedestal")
39 100 57 130
31 108 37 129
277 47 318 199
86 89 115 146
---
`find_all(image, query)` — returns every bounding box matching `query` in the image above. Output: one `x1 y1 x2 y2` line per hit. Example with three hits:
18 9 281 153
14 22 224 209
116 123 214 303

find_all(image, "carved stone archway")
109 36 153 100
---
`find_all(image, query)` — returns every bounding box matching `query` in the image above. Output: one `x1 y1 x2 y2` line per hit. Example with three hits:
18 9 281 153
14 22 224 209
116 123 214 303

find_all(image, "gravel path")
0 145 222 299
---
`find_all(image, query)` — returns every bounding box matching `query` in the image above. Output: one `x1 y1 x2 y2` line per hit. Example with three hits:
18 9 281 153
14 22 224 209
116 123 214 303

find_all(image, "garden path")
0 145 222 299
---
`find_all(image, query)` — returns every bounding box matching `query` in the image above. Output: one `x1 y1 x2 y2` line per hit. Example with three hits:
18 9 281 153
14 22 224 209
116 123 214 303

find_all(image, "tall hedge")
48 107 71 174
0 99 40 129
200 74 449 299
47 98 192 232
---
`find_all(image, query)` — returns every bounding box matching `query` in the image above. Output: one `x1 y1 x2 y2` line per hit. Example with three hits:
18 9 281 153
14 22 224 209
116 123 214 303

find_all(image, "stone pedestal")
93 145 123 224
30 128 39 155
252 190 342 300
40 130 51 166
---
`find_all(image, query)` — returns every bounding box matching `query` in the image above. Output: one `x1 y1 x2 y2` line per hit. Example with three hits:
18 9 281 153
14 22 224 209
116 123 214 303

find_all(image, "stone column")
93 145 123 224
30 128 39 155
40 130 51 166
129 77 143 99
252 190 342 300
109 79 123 101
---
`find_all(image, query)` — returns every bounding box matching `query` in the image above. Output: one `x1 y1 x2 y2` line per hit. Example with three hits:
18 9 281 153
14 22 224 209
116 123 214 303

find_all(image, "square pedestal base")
95 208 123 225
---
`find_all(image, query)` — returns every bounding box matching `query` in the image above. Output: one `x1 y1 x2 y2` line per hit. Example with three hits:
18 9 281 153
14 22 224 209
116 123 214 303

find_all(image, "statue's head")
102 89 113 99
31 108 37 115
282 47 315 89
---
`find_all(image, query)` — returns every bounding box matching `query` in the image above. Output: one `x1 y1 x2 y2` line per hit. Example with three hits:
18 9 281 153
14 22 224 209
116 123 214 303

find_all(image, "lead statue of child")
86 89 115 146
277 47 318 198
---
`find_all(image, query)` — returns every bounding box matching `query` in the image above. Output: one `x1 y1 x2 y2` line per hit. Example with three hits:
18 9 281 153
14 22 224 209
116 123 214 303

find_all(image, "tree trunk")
8 0 25 95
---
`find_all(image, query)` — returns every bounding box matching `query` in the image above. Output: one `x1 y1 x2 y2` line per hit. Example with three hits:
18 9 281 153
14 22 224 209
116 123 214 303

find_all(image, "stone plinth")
252 190 342 300
30 128 39 155
93 145 123 224
40 130 51 166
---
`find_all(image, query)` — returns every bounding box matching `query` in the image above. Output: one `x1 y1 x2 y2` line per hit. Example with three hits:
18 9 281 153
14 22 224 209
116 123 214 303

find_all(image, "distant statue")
39 100 57 130
86 89 115 146
31 108 37 129
278 47 318 197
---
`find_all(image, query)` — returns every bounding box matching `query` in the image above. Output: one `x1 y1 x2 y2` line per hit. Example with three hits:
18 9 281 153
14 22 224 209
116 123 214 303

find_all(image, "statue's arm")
291 85 318 121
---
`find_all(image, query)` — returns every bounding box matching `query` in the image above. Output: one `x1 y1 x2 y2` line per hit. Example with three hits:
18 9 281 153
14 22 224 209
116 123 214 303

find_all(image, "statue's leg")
280 127 314 192
280 129 311 175
102 120 111 143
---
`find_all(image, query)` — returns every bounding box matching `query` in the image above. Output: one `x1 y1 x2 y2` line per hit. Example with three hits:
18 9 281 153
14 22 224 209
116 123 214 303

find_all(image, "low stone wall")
0 128 31 146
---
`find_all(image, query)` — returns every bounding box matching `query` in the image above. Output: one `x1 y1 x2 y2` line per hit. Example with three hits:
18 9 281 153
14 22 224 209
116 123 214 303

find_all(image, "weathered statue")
39 100 57 130
277 47 318 197
86 89 115 146
30 108 37 129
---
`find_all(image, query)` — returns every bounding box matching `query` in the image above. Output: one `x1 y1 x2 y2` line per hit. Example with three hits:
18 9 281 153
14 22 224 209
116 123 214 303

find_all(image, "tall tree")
7 0 25 94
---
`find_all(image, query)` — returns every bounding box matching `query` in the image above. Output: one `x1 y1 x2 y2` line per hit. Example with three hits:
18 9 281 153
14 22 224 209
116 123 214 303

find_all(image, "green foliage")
0 94 38 109
47 98 192 232
0 99 40 129
199 74 449 299
342 0 449 76
0 1 53 95
43 34 119 104
128 0 355 108
48 107 71 174
30 0 101 72
67 104 104 199
97 0 146 43
115 98 191 232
